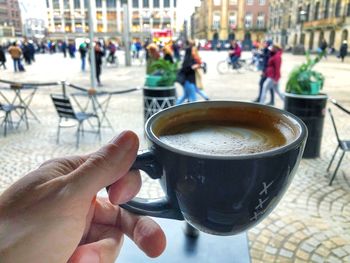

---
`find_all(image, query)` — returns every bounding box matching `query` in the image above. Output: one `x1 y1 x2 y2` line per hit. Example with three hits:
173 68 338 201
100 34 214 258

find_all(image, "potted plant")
143 59 179 122
286 52 325 95
145 58 178 87
284 51 328 158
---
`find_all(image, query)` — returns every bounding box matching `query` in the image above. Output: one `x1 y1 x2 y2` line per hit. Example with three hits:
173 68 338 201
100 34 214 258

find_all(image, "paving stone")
301 243 315 253
310 254 324 263
296 250 310 261
332 247 347 258
265 245 278 255
279 248 294 258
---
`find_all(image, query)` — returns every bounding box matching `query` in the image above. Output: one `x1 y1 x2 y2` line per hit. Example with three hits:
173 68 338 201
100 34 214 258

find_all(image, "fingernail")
111 131 135 151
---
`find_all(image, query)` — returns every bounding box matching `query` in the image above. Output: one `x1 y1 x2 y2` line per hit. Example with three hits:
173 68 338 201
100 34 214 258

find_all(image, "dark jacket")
164 53 174 64
340 43 348 57
181 47 196 84
0 48 6 62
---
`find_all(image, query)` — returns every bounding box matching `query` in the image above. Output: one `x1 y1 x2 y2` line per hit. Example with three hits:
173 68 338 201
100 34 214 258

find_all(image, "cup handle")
107 150 184 220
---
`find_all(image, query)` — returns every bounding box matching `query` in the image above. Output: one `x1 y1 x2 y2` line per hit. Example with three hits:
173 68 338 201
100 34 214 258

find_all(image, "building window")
314 2 320 20
347 2 350 16
143 0 149 8
107 0 116 8
213 0 221 6
228 13 236 26
46 0 50 8
164 0 170 7
324 0 330 19
246 0 253 5
229 0 237 4
53 0 60 9
335 0 341 17
174 0 177 7
132 0 139 8
306 4 310 22
213 13 220 29
64 0 69 9
244 12 252 28
257 12 265 28
258 0 265 5
74 0 80 9
153 0 160 8
96 0 102 8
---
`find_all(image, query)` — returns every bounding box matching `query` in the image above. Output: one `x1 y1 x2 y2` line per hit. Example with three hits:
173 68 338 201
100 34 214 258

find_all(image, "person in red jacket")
229 40 242 68
259 45 284 105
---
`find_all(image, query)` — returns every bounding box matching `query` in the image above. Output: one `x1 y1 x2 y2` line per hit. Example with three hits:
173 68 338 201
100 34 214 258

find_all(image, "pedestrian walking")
8 42 23 72
61 41 67 58
94 41 105 86
339 40 348 62
68 42 76 58
254 40 274 104
28 40 36 62
192 46 209 100
163 45 174 64
22 41 32 65
172 41 181 62
0 46 6 69
320 39 328 58
106 41 116 64
78 42 88 71
145 43 160 74
176 41 198 104
259 45 284 105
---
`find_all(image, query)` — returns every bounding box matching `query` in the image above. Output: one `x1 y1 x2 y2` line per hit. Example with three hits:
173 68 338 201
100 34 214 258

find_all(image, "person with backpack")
79 42 88 71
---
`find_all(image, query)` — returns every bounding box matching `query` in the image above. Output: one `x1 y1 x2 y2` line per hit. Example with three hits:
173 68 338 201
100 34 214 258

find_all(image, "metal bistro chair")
50 94 101 148
327 101 350 186
0 102 27 136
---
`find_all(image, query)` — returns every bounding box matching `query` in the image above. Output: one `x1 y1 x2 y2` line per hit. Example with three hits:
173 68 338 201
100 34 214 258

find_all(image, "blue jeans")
13 58 20 72
230 56 239 67
176 81 197 104
81 57 86 71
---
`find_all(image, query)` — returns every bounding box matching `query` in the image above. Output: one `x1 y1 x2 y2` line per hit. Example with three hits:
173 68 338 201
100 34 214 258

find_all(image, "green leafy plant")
149 59 178 87
286 51 325 95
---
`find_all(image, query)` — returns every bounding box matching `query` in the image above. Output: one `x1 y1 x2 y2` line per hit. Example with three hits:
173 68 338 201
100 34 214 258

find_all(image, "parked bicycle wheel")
217 60 230 74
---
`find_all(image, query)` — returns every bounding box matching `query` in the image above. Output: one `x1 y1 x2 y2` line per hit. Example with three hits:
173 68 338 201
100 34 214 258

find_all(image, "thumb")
69 131 139 197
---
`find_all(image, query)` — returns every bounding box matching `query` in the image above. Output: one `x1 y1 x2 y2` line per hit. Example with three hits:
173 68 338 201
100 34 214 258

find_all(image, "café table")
117 217 251 263
71 90 114 132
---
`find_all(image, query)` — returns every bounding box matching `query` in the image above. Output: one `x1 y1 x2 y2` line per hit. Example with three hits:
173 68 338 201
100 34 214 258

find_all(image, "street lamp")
299 10 307 45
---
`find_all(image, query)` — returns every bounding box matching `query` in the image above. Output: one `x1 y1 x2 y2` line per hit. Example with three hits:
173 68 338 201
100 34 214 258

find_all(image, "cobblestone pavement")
0 51 349 262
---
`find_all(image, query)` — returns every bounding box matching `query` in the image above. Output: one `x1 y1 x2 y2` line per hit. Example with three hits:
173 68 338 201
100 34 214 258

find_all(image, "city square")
0 50 349 262
0 0 350 262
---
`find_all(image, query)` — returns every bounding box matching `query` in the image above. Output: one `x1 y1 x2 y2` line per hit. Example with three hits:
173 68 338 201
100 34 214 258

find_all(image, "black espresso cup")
119 101 307 235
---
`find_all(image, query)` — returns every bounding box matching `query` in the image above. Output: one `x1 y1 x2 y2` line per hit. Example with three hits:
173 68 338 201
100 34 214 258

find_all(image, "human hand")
0 131 166 263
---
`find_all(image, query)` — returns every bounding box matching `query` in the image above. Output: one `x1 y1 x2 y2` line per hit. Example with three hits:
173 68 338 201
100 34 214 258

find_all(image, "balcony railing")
303 17 345 30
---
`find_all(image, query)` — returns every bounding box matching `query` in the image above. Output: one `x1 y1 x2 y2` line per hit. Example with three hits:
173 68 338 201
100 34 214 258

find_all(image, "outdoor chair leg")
76 122 81 148
329 152 346 186
4 112 9 137
327 146 339 173
56 124 61 144
97 117 101 142
24 109 29 130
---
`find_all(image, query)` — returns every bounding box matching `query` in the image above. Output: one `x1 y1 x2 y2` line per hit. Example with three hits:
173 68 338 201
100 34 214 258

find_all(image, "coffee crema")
159 121 286 156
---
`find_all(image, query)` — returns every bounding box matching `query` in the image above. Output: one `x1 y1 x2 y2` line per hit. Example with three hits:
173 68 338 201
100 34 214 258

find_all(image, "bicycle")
106 52 119 67
217 57 249 74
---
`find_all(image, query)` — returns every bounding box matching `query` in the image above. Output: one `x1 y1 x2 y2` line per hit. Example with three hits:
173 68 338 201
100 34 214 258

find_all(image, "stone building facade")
191 0 269 47
268 0 350 51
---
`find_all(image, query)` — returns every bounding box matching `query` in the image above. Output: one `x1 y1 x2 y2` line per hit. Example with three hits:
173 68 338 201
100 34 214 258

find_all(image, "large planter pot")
143 86 177 123
284 93 328 158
